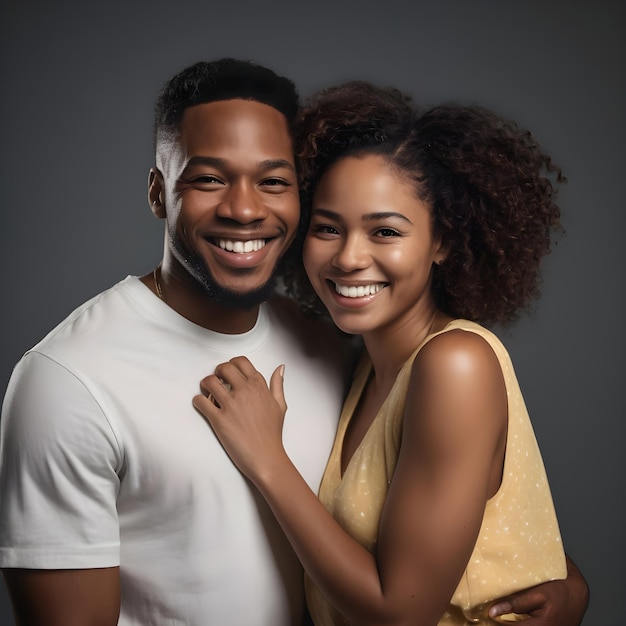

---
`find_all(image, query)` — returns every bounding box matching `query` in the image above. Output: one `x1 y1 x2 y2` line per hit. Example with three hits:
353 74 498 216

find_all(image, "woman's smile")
304 154 445 337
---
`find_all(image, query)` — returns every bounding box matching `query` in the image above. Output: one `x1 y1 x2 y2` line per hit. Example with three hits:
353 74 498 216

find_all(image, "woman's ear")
148 168 166 218
433 238 449 266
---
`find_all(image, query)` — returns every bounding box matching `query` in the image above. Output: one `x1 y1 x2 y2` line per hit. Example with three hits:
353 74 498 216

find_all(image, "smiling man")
150 97 300 319
0 59 352 626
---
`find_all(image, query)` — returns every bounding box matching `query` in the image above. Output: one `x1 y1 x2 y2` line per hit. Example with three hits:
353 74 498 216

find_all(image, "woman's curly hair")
282 81 564 327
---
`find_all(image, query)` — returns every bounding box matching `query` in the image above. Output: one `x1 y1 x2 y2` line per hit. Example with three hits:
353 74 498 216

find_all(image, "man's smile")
216 238 267 253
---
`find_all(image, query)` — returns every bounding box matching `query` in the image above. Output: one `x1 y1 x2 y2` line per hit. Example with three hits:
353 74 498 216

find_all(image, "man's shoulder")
27 277 141 358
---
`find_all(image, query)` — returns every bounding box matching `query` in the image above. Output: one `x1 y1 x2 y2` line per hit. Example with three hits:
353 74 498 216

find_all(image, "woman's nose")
331 235 370 271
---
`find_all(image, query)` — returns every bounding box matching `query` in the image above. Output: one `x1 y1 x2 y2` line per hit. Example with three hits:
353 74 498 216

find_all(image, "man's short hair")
154 58 299 145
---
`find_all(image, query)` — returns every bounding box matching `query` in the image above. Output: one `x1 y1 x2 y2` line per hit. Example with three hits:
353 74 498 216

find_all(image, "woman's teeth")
218 239 266 253
334 283 384 298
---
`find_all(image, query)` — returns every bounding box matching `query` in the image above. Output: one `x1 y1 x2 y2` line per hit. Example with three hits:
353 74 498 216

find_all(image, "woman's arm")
371 330 509 624
194 329 508 626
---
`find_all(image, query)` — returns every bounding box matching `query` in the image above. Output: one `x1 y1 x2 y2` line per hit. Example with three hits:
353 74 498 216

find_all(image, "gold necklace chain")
153 266 164 300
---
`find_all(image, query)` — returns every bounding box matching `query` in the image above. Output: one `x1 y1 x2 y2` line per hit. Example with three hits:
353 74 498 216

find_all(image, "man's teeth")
334 283 384 298
218 239 266 253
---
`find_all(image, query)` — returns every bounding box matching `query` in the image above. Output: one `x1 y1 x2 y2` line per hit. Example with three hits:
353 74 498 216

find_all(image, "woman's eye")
311 224 339 235
376 228 401 237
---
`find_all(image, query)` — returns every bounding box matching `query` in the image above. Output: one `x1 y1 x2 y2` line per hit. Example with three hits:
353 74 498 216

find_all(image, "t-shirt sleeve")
0 351 122 569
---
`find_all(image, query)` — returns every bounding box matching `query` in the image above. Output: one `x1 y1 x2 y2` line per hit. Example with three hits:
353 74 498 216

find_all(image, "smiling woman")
303 154 445 336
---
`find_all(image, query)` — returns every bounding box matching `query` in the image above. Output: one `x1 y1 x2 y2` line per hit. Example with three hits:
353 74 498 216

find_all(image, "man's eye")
194 175 223 184
261 178 289 187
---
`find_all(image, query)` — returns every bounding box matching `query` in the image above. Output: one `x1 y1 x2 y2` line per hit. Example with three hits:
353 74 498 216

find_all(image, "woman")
193 82 584 625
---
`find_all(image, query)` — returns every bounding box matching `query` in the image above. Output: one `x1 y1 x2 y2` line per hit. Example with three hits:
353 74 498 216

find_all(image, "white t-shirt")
0 276 351 626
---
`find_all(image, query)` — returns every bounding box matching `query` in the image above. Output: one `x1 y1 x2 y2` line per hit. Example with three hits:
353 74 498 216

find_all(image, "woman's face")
303 154 445 337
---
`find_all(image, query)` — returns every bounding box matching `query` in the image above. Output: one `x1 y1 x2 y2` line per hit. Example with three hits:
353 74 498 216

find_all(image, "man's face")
151 99 299 307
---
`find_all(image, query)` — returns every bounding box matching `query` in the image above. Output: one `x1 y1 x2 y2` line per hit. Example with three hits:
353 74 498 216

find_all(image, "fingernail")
279 364 285 378
489 602 511 617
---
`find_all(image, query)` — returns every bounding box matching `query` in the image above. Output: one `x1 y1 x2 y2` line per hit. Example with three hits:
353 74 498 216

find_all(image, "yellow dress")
305 320 567 625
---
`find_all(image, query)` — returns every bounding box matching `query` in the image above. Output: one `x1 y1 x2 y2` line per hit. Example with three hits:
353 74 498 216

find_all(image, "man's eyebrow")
259 159 296 172
185 156 295 172
185 156 226 169
312 208 413 224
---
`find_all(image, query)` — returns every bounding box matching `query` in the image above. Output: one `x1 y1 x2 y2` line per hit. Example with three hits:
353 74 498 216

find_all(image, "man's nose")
216 181 269 223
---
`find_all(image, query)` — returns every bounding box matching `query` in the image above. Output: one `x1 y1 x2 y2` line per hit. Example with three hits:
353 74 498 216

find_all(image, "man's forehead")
156 99 294 172
180 98 289 128
181 101 293 154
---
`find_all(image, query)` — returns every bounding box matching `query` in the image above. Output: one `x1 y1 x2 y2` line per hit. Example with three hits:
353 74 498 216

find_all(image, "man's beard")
170 233 278 309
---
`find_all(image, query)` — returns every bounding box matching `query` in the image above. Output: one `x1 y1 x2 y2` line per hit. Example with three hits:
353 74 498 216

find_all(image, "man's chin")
201 276 278 309
171 240 279 309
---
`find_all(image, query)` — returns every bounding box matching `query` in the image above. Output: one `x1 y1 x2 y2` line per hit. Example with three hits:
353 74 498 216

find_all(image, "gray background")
0 1 623 624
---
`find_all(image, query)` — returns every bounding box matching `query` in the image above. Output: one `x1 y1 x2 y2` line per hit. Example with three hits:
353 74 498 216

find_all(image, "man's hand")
489 555 589 625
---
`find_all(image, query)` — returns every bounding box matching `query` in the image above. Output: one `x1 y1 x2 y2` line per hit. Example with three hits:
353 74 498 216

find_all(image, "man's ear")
148 168 166 218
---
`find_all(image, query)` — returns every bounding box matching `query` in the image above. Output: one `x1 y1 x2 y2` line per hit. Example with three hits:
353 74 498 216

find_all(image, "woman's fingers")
214 356 266 389
196 357 275 412
269 365 287 413
197 374 231 410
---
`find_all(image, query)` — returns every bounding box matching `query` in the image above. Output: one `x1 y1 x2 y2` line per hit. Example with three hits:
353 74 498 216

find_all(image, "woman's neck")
363 307 451 388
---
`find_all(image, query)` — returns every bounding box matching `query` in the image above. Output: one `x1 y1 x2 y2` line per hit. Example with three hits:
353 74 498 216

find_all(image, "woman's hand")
193 357 288 482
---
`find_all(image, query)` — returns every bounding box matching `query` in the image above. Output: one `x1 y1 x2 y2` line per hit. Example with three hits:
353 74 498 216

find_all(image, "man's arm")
3 567 120 626
1 355 123 626
489 555 589 625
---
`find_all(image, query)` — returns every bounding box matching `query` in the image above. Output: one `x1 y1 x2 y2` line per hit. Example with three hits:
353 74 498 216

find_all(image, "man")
0 59 587 625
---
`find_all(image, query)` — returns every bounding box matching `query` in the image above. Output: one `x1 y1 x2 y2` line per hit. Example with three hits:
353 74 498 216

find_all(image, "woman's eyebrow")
362 211 413 224
311 208 413 224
